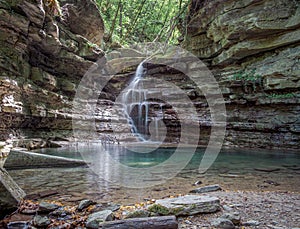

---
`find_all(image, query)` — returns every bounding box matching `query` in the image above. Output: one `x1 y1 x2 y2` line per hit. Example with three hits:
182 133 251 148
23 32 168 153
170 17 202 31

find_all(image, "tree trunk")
100 216 178 229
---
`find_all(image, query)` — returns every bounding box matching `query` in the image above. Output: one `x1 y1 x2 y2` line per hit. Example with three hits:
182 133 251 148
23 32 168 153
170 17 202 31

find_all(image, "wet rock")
7 221 29 229
193 180 202 186
77 199 95 211
190 184 221 193
86 210 114 229
148 195 220 216
211 218 235 229
264 180 280 186
243 220 260 226
33 215 51 227
51 207 71 217
254 168 281 172
38 202 59 213
220 212 241 225
124 210 150 219
104 203 121 212
91 203 121 213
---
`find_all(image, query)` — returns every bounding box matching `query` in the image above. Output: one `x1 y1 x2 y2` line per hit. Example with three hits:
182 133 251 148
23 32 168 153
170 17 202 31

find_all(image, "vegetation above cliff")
97 0 189 46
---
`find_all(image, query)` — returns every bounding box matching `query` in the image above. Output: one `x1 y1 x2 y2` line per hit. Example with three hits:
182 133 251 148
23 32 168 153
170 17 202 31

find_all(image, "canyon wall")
0 0 299 150
0 0 105 142
181 0 300 149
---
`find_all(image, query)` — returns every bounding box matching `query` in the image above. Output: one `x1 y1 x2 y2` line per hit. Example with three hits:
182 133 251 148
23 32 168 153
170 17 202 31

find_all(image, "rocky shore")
1 186 299 229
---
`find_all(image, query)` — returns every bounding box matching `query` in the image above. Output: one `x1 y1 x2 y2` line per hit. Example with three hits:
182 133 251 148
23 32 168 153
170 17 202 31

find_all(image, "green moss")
170 206 185 215
148 204 184 216
148 204 170 215
233 69 262 92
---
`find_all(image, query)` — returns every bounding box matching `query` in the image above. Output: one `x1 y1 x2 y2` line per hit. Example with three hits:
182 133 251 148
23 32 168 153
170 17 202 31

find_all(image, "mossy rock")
148 204 184 216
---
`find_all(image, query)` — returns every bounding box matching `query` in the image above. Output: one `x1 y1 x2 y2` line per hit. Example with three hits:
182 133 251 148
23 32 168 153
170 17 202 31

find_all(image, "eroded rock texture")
181 0 300 149
0 0 105 140
0 0 299 150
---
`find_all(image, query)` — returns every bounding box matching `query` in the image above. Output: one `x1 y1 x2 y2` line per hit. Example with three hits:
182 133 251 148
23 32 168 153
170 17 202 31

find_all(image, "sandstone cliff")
182 0 300 149
0 0 104 141
0 0 299 150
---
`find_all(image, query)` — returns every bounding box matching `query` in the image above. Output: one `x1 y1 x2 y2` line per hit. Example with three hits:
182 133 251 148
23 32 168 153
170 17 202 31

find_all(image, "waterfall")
122 62 149 141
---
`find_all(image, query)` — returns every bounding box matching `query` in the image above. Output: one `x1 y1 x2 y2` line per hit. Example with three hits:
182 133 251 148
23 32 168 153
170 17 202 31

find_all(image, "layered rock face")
0 0 105 141
181 0 300 149
0 0 299 150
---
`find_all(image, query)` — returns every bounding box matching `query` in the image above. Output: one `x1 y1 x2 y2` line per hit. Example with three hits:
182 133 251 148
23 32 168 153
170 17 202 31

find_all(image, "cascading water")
122 62 149 141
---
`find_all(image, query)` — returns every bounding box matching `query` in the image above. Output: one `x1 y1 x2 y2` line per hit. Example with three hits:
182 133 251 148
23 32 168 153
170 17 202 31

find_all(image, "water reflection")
6 144 299 203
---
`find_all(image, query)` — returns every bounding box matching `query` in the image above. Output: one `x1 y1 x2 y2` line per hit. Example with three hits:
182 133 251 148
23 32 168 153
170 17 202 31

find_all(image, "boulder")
86 210 114 229
148 195 220 216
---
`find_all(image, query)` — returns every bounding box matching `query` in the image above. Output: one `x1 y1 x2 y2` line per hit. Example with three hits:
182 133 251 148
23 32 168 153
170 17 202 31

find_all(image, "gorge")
0 0 299 227
0 0 299 150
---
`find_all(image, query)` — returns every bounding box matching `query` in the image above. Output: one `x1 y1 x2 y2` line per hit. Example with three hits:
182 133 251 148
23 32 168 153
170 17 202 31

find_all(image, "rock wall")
0 0 299 150
181 0 300 149
0 0 105 141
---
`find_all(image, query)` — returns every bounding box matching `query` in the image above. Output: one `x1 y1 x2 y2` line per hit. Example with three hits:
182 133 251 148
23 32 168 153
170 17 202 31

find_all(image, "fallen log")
100 215 178 229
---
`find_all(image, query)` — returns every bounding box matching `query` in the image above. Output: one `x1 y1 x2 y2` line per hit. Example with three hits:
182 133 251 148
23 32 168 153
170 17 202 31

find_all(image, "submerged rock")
190 184 221 193
148 195 220 216
86 210 114 229
254 168 281 172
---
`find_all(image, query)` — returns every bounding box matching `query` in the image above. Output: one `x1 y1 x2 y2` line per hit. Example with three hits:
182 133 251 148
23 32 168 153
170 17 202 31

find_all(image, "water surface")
7 143 300 204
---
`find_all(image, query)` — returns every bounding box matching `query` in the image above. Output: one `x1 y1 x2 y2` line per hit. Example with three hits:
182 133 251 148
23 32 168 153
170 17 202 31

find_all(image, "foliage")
96 0 189 46
233 69 262 92
233 69 261 82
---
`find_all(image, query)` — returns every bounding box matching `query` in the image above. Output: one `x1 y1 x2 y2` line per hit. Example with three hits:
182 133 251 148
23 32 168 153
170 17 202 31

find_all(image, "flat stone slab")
148 195 220 216
0 167 26 213
4 149 87 169
190 184 221 193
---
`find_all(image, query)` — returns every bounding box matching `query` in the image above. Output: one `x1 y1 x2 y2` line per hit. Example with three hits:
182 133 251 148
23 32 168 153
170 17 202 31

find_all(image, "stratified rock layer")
181 0 300 149
0 0 299 150
0 0 104 140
